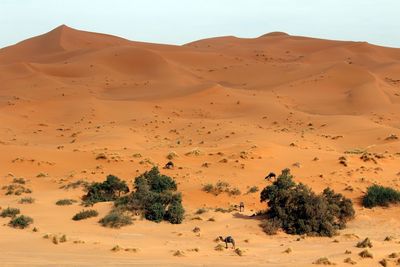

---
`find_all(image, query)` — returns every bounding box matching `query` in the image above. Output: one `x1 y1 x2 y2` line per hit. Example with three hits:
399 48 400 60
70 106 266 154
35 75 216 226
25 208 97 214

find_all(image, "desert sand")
1 25 400 266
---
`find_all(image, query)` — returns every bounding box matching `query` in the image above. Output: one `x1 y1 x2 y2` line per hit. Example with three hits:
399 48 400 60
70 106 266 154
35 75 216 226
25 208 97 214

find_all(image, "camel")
265 172 276 180
219 236 235 249
239 201 244 212
164 161 174 169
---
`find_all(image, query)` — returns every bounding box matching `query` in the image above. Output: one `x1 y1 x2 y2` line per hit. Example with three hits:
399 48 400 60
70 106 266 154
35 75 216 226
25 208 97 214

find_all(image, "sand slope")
1 25 400 266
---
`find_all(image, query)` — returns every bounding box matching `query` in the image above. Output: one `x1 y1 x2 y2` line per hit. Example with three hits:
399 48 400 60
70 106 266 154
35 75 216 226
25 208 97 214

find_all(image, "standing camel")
219 236 236 249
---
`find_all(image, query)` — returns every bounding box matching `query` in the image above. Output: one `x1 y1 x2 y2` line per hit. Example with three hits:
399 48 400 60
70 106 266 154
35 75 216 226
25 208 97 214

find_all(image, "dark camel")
164 161 174 169
265 172 276 180
219 236 235 249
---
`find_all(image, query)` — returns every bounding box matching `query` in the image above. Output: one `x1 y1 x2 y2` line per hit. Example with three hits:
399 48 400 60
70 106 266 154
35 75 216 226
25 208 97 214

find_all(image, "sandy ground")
1 25 400 266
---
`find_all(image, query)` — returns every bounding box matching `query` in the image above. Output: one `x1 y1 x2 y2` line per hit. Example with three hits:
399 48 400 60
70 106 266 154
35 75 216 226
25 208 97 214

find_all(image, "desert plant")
260 168 354 237
19 197 35 204
56 199 77 206
358 249 373 258
9 215 33 229
99 210 133 228
72 210 98 221
313 257 335 265
356 237 372 248
83 175 129 205
260 218 281 235
362 185 400 208
1 207 20 218
114 167 184 224
247 186 259 194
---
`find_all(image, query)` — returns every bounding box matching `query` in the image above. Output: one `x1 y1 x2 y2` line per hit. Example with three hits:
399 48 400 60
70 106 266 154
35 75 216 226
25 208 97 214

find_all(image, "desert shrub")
13 178 26 184
1 207 20 218
356 237 373 248
260 168 354 237
260 218 281 235
362 185 400 208
99 210 133 228
56 199 77 206
83 175 129 205
19 197 35 204
72 209 99 221
9 215 33 229
195 208 207 215
202 181 240 196
145 202 165 222
165 200 185 224
114 167 184 224
247 186 259 194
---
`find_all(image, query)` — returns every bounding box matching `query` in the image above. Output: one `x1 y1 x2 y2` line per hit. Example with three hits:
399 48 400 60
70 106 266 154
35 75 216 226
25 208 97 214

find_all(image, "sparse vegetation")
313 257 335 265
1 207 20 218
260 168 355 237
247 186 259 194
358 249 373 258
202 181 241 196
56 199 77 206
72 210 99 221
362 185 400 208
356 237 373 248
19 197 35 204
99 210 133 228
9 215 33 229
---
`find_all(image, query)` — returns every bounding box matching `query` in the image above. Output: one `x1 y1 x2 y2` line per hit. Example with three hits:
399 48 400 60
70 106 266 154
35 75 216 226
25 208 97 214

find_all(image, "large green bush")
260 168 354 237
9 215 33 229
115 167 184 224
83 175 129 205
362 185 400 208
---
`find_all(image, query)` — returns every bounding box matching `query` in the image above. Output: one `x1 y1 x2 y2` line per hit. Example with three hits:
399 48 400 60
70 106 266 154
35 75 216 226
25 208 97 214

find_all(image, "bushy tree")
260 168 354 237
116 167 184 224
83 175 129 205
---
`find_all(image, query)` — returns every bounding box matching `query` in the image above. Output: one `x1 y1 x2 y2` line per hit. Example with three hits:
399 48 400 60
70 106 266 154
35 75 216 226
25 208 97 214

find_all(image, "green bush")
165 201 185 224
1 207 20 218
83 175 129 205
9 215 33 229
260 168 354 237
56 199 77 206
260 218 281 235
115 167 184 224
362 185 400 208
72 210 99 221
99 210 133 228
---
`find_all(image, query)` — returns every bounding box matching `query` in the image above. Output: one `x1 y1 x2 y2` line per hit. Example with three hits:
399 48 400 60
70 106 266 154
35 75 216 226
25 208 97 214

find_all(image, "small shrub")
72 210 98 221
234 248 244 256
13 178 26 184
362 185 400 208
99 210 133 228
9 215 33 229
358 249 373 258
356 237 372 248
1 207 20 218
343 258 356 265
313 257 335 265
195 208 207 215
202 184 214 193
173 250 185 257
56 199 77 206
19 197 35 204
247 186 259 194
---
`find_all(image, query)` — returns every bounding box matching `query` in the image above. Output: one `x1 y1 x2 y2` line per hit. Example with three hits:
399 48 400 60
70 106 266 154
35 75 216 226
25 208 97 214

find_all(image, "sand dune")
1 25 400 266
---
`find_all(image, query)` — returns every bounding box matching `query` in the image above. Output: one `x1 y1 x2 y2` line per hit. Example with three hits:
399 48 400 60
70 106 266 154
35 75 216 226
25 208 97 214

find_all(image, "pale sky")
1 0 399 48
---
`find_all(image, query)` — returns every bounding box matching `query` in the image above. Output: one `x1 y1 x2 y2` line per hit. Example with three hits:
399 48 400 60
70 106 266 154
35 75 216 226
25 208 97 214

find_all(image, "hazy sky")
1 0 399 48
